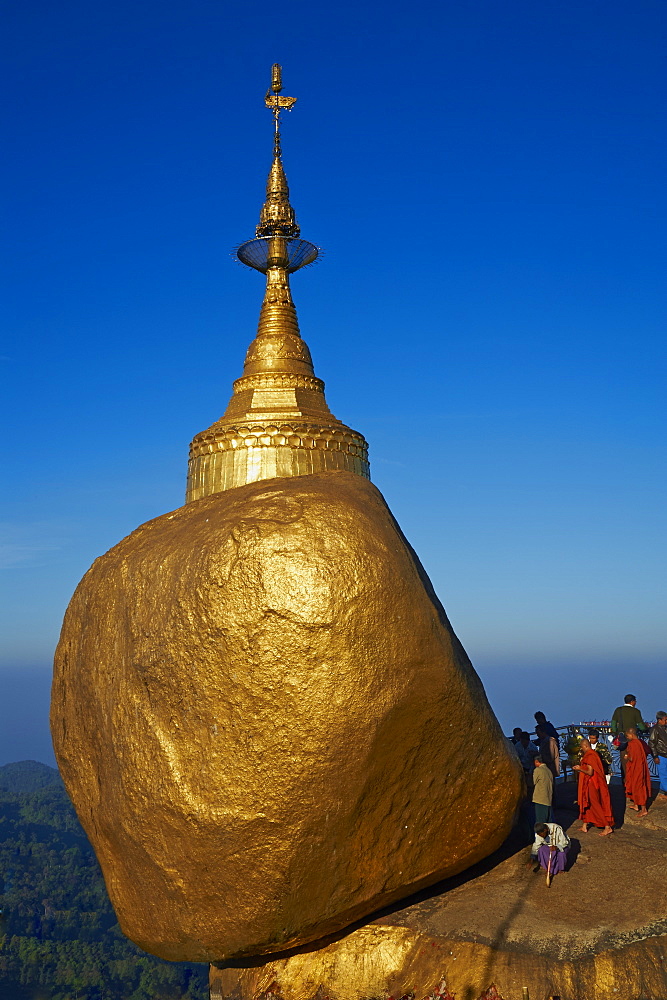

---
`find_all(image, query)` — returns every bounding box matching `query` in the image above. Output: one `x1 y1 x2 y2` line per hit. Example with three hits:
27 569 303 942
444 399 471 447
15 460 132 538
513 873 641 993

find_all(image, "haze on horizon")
1 0 665 765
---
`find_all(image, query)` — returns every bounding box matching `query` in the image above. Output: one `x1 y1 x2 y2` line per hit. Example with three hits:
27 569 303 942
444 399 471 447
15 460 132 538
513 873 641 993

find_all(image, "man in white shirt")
529 822 570 885
588 728 613 784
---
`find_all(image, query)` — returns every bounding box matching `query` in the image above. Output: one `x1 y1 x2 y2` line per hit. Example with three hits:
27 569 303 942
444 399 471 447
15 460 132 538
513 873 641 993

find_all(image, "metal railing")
522 723 659 780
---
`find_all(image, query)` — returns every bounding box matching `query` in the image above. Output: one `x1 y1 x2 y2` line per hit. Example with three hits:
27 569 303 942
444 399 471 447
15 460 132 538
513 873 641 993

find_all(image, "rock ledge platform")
211 782 667 1000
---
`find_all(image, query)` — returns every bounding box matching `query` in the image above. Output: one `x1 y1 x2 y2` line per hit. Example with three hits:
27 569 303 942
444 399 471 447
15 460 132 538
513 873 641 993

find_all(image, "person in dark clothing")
535 725 561 777
649 711 667 800
611 695 648 737
534 711 559 743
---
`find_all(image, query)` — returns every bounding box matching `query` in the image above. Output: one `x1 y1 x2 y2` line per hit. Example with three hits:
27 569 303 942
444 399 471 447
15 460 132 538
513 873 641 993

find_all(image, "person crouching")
530 822 570 886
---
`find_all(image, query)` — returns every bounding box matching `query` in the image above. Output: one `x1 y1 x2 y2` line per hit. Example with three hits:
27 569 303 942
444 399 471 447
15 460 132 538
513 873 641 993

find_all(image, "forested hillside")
0 761 208 1000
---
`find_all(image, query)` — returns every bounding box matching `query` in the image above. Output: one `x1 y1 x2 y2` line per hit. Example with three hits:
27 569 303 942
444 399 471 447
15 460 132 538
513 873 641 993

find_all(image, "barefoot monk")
573 738 614 836
624 728 651 818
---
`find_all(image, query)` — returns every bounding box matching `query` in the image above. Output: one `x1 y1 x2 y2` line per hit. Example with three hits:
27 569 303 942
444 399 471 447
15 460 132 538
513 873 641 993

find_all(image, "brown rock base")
211 782 667 1000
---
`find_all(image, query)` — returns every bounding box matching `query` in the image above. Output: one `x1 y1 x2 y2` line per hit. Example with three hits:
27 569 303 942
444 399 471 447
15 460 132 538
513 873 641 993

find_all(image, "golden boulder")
51 470 522 963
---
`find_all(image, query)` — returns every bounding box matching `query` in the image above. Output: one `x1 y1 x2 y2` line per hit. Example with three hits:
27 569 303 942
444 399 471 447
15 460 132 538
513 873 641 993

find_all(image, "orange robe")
624 738 651 809
578 749 614 828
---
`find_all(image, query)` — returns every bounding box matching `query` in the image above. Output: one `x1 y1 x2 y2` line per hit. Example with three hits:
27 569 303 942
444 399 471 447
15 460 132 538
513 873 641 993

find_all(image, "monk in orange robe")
624 727 651 817
573 738 614 836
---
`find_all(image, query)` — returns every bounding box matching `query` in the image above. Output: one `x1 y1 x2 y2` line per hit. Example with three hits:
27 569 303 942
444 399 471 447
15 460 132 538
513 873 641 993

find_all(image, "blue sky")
1 0 666 763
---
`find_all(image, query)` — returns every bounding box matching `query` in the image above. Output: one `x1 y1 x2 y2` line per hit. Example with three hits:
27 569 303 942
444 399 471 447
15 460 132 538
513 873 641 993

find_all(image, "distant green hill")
0 761 208 1000
0 761 62 796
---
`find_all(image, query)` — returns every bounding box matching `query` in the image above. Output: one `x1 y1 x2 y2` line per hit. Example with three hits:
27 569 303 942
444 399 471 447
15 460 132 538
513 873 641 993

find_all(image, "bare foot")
637 809 648 818
579 824 589 833
598 826 613 836
629 804 639 811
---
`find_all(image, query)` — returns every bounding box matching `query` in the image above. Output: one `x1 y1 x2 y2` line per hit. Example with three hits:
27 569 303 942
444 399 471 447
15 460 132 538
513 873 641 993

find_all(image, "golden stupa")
186 65 368 501
51 66 523 966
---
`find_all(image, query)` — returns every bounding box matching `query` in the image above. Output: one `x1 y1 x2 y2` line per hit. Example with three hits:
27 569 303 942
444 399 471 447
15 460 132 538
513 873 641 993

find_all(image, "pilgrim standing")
611 695 648 736
531 756 554 824
534 711 560 743
649 711 667 801
535 724 561 778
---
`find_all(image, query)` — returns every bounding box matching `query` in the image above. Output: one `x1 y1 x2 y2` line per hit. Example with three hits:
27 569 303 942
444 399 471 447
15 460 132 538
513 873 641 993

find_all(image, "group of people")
510 711 562 778
509 696 667 886
611 695 667 818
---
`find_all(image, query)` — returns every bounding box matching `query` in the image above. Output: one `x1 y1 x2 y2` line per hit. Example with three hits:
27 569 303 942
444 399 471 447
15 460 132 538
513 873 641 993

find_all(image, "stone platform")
211 781 667 1000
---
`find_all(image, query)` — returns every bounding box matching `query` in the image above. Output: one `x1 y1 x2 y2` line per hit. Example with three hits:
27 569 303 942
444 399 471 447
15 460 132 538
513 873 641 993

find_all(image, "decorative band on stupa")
186 64 369 503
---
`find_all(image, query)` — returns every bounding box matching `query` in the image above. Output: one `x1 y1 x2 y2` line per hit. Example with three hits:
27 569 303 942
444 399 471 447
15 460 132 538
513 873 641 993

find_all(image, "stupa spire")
256 65 300 240
186 65 369 502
